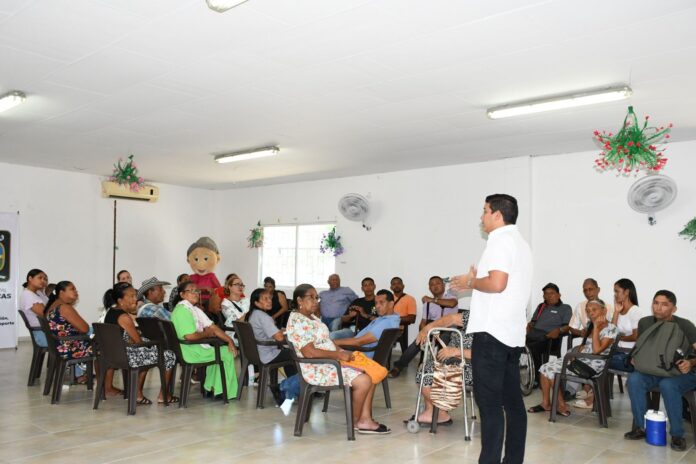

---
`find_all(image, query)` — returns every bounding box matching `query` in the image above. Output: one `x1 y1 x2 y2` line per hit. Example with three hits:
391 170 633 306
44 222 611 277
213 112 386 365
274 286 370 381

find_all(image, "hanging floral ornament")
110 154 145 191
593 106 672 175
679 217 696 246
247 221 263 248
320 226 344 256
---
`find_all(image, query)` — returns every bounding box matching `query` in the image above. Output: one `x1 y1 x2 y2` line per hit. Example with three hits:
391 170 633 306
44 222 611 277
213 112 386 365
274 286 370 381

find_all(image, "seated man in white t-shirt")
569 278 614 341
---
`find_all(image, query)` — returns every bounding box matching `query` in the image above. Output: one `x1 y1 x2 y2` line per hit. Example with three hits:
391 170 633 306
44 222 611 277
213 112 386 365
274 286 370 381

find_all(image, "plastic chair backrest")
372 328 402 367
158 320 185 361
18 310 42 347
136 317 165 343
232 320 263 365
92 323 129 368
38 316 60 354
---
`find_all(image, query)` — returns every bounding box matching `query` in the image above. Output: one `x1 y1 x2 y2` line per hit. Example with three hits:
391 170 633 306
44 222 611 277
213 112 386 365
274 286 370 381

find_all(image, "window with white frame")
260 223 336 289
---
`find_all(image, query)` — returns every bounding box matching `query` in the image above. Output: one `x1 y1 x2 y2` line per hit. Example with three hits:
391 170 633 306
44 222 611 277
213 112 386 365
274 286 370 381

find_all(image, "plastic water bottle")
248 365 255 387
644 410 667 446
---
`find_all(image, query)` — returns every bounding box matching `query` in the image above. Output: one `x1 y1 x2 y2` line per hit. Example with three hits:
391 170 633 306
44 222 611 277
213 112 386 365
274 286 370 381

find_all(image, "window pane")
261 226 296 288
296 224 335 287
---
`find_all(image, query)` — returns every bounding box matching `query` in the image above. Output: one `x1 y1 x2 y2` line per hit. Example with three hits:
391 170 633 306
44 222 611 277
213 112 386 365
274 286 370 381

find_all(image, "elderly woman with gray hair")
527 299 618 417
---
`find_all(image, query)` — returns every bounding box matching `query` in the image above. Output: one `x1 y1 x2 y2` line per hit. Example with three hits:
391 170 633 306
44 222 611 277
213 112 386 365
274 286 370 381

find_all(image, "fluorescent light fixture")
214 146 279 164
206 0 249 13
487 85 632 119
0 91 26 113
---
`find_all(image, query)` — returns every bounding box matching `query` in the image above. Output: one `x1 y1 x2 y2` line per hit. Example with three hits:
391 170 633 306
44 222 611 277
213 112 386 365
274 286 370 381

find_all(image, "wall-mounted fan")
338 193 371 230
627 174 678 225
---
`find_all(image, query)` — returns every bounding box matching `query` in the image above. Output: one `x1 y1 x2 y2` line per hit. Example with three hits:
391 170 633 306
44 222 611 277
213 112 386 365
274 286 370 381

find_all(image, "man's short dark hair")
542 283 560 293
485 193 518 225
584 278 598 287
654 289 677 306
390 276 403 283
361 277 375 285
429 275 443 283
376 289 394 301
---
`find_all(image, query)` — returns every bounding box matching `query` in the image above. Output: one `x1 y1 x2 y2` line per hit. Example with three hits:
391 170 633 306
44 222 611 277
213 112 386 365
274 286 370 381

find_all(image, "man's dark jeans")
472 332 526 464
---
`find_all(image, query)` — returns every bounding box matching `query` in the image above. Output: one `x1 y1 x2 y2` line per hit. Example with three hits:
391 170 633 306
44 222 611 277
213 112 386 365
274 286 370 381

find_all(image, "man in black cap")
137 277 172 320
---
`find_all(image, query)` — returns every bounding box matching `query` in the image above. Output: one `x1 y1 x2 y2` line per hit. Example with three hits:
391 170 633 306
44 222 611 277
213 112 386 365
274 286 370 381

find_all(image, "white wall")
531 141 696 321
5 140 695 341
213 156 532 340
0 162 215 337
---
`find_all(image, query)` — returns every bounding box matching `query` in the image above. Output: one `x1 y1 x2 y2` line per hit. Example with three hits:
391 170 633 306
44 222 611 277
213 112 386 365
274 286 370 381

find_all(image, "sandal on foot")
357 424 391 435
556 409 571 417
527 404 548 413
136 397 153 405
158 396 180 404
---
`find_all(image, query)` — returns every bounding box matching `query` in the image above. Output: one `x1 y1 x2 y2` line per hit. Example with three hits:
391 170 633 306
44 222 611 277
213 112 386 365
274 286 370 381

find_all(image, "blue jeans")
330 328 355 340
321 317 342 332
609 351 634 372
32 330 47 348
472 332 526 464
627 370 696 437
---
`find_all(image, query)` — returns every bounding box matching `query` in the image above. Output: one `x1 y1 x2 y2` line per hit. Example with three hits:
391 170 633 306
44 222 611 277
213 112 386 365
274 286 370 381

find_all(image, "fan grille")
627 175 677 214
338 194 369 221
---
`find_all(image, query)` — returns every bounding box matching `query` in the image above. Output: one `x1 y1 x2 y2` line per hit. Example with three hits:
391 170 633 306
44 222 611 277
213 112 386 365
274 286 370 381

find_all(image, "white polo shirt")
466 224 532 348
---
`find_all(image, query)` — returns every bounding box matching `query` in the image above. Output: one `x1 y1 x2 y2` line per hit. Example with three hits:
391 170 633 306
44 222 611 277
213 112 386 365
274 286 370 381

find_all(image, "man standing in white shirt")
451 194 532 464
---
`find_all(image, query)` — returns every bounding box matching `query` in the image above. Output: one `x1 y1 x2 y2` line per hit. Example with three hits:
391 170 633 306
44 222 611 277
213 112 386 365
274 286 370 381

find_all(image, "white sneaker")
575 390 589 400
573 399 593 409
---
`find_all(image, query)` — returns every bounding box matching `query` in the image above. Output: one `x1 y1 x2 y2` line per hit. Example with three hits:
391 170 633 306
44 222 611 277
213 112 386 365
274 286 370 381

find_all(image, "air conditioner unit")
101 181 159 202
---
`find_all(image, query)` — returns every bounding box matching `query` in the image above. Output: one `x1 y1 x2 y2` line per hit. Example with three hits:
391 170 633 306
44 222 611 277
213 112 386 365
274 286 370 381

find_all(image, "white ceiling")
1 0 696 188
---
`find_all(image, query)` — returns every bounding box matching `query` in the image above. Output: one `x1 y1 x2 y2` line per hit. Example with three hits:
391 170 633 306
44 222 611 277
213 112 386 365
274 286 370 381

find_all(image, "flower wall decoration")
247 221 263 248
320 226 344 256
679 217 696 246
110 154 145 191
593 106 672 175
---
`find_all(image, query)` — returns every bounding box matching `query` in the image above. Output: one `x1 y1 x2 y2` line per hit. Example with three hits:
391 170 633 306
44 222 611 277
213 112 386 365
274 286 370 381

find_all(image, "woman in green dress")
171 281 238 399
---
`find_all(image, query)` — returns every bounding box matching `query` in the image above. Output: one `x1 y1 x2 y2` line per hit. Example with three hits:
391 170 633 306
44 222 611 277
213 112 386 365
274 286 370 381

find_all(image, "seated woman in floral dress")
45 281 93 360
286 284 390 435
528 299 617 417
409 309 473 425
103 282 177 404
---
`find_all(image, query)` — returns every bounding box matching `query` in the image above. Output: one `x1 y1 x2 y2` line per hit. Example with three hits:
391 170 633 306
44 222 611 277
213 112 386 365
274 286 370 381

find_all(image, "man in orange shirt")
390 277 417 353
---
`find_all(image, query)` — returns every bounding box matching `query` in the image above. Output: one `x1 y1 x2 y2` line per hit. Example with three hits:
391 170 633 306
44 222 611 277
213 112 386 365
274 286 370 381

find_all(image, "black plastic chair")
92 323 166 415
158 320 229 407
285 335 354 441
550 333 621 427
38 317 94 404
232 320 294 408
18 310 48 386
342 327 401 409
136 317 177 401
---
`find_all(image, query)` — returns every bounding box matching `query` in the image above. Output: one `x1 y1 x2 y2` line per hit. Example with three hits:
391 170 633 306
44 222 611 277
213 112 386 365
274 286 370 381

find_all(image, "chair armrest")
297 357 342 369
563 351 608 362
181 337 224 345
131 341 159 348
256 340 285 347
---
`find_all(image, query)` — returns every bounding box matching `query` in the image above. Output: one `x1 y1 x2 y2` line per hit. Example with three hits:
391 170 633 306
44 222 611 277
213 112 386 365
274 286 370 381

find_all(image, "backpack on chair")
630 320 691 377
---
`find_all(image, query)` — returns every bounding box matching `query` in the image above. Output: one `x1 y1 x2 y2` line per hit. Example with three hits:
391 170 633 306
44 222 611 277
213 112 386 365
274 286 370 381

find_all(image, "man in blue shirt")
334 289 401 358
319 274 358 331
136 277 172 321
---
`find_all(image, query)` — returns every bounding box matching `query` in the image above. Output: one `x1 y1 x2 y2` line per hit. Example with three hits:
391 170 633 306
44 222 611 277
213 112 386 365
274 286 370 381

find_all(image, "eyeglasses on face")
232 283 245 288
303 295 320 302
184 289 201 294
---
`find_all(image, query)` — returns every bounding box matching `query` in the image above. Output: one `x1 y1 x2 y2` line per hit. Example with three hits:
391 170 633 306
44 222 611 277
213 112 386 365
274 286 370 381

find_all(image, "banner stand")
0 212 19 349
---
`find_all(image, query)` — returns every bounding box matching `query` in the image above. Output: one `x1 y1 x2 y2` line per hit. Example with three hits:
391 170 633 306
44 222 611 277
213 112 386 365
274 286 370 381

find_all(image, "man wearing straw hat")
137 277 172 320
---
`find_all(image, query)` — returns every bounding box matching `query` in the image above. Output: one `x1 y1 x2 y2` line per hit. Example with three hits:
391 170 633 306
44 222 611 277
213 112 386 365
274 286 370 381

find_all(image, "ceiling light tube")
214 146 279 164
487 85 632 119
0 91 27 113
206 0 249 13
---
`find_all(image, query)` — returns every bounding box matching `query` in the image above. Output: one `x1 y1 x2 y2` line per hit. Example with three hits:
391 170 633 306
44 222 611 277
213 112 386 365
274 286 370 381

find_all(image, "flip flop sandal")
158 396 180 404
357 424 391 435
527 404 548 413
556 409 571 417
136 397 153 405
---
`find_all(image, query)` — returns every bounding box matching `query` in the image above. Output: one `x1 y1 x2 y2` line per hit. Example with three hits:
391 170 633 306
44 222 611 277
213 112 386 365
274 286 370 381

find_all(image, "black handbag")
567 358 598 378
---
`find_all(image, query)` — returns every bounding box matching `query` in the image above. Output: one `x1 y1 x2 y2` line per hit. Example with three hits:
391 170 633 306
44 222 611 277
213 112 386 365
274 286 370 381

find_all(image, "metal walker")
406 327 476 440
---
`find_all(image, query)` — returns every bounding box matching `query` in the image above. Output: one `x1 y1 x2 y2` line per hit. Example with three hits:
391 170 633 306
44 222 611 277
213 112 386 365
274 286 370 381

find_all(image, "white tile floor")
1 342 695 463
